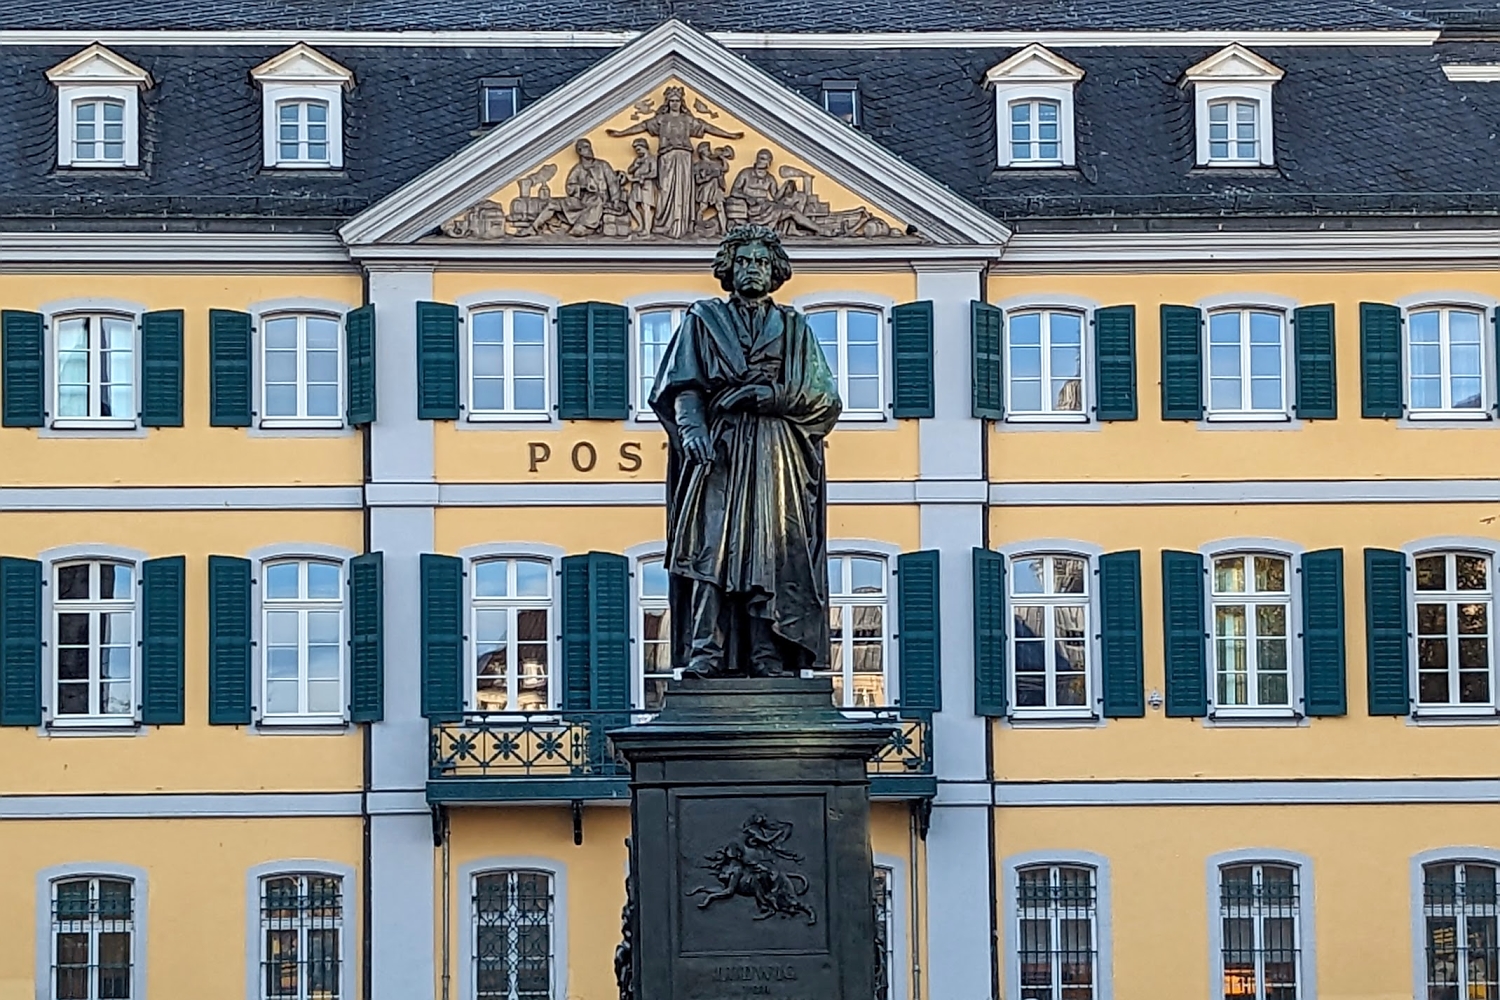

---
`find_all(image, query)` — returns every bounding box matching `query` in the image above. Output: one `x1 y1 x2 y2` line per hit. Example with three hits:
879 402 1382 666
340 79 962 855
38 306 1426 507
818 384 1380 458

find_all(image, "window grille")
54 561 136 721
72 99 125 163
1208 99 1258 161
1016 864 1097 1000
1219 863 1300 1000
1414 552 1494 710
277 100 329 163
1409 308 1486 414
474 870 554 1000
262 314 342 424
819 555 889 707
1210 554 1292 710
52 877 133 1000
1007 310 1084 416
1010 555 1091 713
873 865 894 1000
1424 861 1499 1000
809 307 884 416
472 559 552 711
260 874 343 1000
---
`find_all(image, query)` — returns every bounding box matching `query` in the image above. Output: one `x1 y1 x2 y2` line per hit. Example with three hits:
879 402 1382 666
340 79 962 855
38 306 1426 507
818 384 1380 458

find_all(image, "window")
1016 864 1097 1000
1010 100 1062 165
635 307 682 417
1010 554 1090 715
1208 100 1259 163
51 876 134 1000
473 870 554 1000
480 78 520 126
54 561 135 724
1423 860 1499 1000
252 45 350 170
472 559 552 712
263 560 344 722
72 99 125 165
821 81 860 125
276 101 330 165
1210 554 1292 712
809 307 883 417
259 874 343 1000
1007 310 1084 417
469 308 549 419
874 865 894 1000
1218 863 1301 1000
262 314 342 427
54 314 135 426
1409 308 1486 415
820 555 889 708
638 558 673 711
1208 310 1285 417
1414 552 1493 711
1185 46 1281 168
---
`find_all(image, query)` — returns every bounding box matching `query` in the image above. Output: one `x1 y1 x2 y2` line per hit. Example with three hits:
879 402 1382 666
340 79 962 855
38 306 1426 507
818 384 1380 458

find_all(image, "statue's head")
713 224 792 297
753 148 774 170
575 138 594 160
696 140 712 157
632 138 649 154
663 85 685 111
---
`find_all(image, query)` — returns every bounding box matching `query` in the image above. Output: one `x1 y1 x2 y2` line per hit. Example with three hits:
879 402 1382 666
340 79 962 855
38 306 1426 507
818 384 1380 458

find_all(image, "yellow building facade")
3 9 1500 1000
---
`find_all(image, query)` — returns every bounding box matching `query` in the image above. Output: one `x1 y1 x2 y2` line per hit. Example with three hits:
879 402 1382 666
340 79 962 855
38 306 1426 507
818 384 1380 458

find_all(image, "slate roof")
3 37 1500 230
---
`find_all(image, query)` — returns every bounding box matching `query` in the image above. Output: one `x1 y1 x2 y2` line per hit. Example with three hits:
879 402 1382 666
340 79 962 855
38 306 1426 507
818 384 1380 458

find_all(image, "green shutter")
897 550 942 712
1364 548 1410 715
891 301 935 419
209 309 253 427
0 557 42 726
1360 303 1403 419
1161 550 1207 717
140 310 184 428
588 553 631 710
140 556 186 725
1159 305 1203 420
1292 304 1337 420
560 555 592 711
1099 550 1145 718
2 310 44 428
421 554 464 720
556 304 591 421
558 302 629 420
416 302 461 420
972 548 1007 717
345 304 377 426
1094 305 1138 421
1300 548 1346 717
207 555 252 725
971 301 1004 420
349 552 384 723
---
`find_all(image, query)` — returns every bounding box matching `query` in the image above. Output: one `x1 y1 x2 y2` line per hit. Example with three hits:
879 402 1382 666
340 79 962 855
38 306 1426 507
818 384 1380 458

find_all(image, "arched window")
1408 307 1486 415
473 869 555 1000
1007 310 1084 416
637 558 673 710
1207 310 1286 417
635 307 683 417
71 98 126 164
258 873 344 1000
874 864 895 1000
262 559 344 721
821 554 889 707
809 307 884 417
1414 551 1493 710
1009 554 1090 714
472 559 553 711
1016 863 1097 1000
1422 860 1499 1000
276 99 329 164
54 560 136 722
468 308 550 419
50 875 136 1000
1207 99 1259 163
1210 553 1292 711
261 313 342 425
1217 862 1302 1000
1009 99 1062 165
54 313 135 425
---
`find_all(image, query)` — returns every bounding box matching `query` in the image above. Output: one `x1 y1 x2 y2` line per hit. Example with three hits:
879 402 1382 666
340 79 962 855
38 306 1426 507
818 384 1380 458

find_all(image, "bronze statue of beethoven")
649 224 842 678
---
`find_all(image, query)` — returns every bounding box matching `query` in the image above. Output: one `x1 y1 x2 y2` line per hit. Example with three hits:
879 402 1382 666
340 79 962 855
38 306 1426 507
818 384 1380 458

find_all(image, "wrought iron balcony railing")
428 707 934 802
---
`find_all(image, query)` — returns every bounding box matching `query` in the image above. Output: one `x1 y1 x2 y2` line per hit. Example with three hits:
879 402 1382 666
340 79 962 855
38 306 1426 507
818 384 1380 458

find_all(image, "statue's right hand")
681 424 714 464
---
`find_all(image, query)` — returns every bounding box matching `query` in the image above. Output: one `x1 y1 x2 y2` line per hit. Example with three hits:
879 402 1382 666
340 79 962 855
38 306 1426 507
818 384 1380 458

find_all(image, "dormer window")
46 44 150 169
821 80 860 125
985 44 1083 169
1184 44 1283 168
480 77 520 126
251 43 353 170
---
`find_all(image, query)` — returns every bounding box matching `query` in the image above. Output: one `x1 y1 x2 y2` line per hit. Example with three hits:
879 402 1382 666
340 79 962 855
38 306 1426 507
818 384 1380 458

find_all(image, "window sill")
270 162 338 170
1194 162 1273 170
1001 161 1069 170
61 161 135 170
841 411 887 423
1406 410 1491 422
1207 708 1301 726
259 417 346 431
45 718 141 736
1003 412 1089 424
50 418 138 431
1204 411 1290 423
257 715 349 732
1006 710 1099 728
464 411 551 423
1409 707 1500 725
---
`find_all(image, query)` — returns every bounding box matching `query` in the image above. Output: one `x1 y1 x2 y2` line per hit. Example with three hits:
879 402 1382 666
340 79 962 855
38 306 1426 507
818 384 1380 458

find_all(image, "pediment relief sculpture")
441 85 912 242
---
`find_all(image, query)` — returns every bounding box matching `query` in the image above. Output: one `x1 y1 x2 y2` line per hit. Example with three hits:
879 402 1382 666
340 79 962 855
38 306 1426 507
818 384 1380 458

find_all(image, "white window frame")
254 871 346 1000
480 77 520 127
1185 45 1282 168
1404 305 1490 419
251 45 351 170
1211 857 1308 1000
821 552 894 709
468 556 556 713
259 558 347 726
1003 850 1112 1000
1207 551 1296 718
46 45 148 169
1004 308 1088 422
1204 308 1289 420
464 305 553 423
244 861 355 1000
1412 848 1500 1000
68 97 130 167
985 45 1082 169
807 304 887 421
49 557 139 729
258 311 345 429
821 81 860 125
1007 98 1065 167
49 311 139 431
633 553 676 710
1007 551 1095 720
632 305 685 421
1204 98 1261 165
1410 549 1496 715
273 98 333 167
38 864 148 1000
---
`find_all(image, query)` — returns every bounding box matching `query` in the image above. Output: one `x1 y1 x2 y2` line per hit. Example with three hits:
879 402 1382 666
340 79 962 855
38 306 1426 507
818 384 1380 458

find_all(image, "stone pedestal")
611 677 892 1000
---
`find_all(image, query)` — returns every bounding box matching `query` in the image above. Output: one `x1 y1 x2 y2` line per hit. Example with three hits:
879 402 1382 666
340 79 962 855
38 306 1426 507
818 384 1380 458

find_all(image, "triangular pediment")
46 44 152 87
985 45 1084 85
251 43 354 88
1183 44 1285 84
341 20 1009 249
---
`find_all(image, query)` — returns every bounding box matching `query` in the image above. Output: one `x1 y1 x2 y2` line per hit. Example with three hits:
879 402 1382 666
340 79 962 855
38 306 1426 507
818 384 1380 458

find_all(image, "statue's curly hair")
712 224 793 293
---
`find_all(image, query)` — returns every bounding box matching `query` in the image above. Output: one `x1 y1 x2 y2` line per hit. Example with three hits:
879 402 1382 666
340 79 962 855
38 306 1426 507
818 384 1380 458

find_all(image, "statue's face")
754 150 773 170
576 139 594 160
731 241 774 298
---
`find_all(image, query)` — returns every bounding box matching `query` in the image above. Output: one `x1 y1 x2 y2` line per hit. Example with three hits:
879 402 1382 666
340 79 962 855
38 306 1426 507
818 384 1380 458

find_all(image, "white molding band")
362 479 988 507
991 778 1500 806
0 791 385 819
989 478 1500 506
0 232 353 268
0 486 364 511
1443 65 1500 82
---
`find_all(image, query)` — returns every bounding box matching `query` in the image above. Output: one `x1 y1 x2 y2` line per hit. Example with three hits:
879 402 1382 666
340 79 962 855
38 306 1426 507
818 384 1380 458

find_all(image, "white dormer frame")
250 43 354 170
985 44 1084 169
1183 43 1284 168
46 45 151 169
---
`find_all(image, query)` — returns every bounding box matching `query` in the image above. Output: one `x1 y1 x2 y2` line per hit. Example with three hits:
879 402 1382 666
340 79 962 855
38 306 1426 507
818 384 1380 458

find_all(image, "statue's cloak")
649 296 842 671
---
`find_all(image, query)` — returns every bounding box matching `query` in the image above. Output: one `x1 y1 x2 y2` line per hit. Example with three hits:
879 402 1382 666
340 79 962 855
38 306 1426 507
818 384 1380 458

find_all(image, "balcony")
427 708 934 803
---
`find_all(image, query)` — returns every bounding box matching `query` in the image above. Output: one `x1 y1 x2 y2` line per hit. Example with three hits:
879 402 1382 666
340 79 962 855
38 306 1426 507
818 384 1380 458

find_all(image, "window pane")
1254 556 1287 594
1416 556 1448 592
307 562 341 600
1215 557 1246 594
266 563 300 599
515 561 549 598
1011 558 1045 595
474 561 509 598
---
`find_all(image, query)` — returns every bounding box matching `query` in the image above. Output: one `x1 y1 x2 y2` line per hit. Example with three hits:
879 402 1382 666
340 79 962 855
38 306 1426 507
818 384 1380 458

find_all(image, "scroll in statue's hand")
716 383 777 415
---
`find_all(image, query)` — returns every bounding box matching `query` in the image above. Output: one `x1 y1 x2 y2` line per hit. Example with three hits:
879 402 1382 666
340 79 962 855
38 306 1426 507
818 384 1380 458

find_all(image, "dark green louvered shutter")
1094 305 1138 421
588 553 630 710
897 550 941 712
140 556 186 725
1099 550 1145 718
1161 550 1207 717
349 552 384 723
557 303 629 420
1160 305 1203 420
1300 548 1346 717
2 310 45 428
209 309 253 427
416 302 461 420
207 555 252 725
891 301 935 419
1364 548 1410 715
421 554 464 720
140 310 184 428
1292 304 1337 420
971 301 1004 420
560 555 592 711
1360 303 1403 419
345 304 377 426
0 557 42 726
972 548 1007 717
